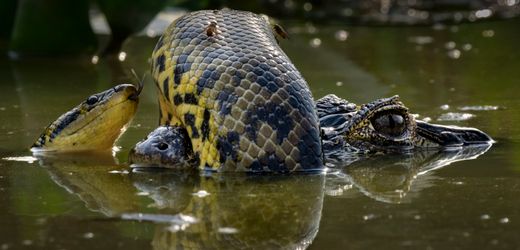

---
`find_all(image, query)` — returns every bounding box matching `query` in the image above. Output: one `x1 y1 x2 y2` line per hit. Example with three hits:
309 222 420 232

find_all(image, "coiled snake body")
151 9 323 172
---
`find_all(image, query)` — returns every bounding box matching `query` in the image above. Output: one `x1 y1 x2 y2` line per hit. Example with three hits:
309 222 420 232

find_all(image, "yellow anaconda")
32 84 140 152
151 9 323 172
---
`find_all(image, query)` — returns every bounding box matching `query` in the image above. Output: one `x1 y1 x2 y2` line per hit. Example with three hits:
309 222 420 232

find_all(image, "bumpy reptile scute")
151 10 323 172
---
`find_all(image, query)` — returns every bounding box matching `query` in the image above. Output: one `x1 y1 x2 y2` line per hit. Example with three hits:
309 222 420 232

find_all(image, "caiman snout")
415 121 493 147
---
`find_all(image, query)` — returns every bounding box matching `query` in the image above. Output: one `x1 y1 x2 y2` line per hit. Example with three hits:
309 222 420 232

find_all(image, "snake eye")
371 113 406 137
86 95 99 105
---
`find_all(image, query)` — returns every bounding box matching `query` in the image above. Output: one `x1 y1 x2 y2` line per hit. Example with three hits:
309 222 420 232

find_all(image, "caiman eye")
157 142 168 151
86 95 99 105
371 113 406 137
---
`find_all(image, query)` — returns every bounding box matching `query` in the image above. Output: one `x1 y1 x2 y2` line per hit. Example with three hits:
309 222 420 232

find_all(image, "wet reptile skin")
151 9 323 172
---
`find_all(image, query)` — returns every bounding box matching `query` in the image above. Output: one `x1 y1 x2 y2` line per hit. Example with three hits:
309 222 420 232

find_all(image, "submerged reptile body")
151 10 323 172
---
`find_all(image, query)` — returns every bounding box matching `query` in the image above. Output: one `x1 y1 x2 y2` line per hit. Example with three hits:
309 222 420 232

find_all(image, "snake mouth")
128 81 143 101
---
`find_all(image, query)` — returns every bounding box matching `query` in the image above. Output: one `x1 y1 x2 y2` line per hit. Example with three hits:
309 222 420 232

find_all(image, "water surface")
1 18 520 249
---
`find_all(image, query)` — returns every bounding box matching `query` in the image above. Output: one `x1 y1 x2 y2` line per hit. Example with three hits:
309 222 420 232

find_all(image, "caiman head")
317 94 493 154
129 94 493 169
128 126 194 169
32 83 142 152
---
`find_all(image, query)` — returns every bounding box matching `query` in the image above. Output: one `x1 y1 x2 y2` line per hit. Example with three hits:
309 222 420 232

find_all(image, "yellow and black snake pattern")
151 9 323 172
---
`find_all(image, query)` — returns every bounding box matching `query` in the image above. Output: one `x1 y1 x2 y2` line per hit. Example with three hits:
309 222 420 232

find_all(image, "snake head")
129 126 194 169
31 84 140 152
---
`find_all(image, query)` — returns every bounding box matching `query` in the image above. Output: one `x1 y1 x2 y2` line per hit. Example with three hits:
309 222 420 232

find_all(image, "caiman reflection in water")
325 144 491 204
35 144 489 249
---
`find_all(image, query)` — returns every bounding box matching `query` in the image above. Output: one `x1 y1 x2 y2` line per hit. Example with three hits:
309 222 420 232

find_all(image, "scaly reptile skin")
151 9 323 172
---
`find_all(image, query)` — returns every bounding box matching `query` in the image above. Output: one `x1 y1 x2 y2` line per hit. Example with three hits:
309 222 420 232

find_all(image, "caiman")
31 9 493 173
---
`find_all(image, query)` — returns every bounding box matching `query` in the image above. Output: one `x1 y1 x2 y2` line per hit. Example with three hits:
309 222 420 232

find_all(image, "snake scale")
151 9 323 172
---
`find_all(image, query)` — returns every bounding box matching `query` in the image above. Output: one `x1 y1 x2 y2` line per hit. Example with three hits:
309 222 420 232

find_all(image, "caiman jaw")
414 121 493 148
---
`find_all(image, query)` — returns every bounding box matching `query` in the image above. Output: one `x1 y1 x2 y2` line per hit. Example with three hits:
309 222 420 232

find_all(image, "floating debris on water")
336 81 343 87
445 41 456 50
482 30 495 37
303 2 313 12
2 156 38 164
21 240 32 246
121 213 199 224
499 217 510 224
118 51 127 61
458 105 499 111
218 227 239 234
91 55 99 64
83 232 94 239
437 112 475 121
447 49 461 59
334 30 349 41
167 224 189 233
422 117 432 122
440 104 450 110
480 214 491 220
108 170 129 174
136 191 150 196
432 23 446 30
341 8 353 17
192 190 211 198
462 43 473 51
305 22 317 34
408 36 433 45
363 214 376 221
450 26 459 33
309 38 321 48
475 9 493 19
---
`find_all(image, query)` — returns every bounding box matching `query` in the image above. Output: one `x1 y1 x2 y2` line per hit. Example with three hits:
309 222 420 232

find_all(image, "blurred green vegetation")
10 0 97 58
2 0 519 58
96 0 167 55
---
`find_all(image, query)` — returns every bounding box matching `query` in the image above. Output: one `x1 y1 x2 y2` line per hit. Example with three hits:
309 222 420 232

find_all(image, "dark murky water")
1 17 520 249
